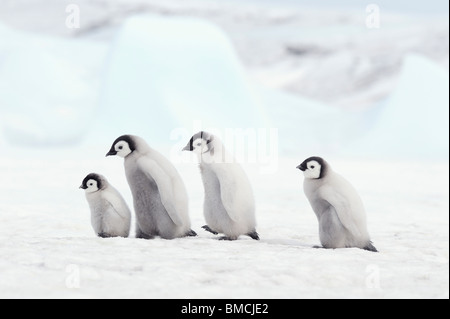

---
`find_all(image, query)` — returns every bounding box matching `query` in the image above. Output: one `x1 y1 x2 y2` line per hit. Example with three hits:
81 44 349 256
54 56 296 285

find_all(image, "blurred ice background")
0 0 448 157
0 0 448 299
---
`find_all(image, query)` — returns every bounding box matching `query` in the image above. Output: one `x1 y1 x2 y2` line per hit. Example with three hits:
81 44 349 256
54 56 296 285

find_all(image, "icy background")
0 0 448 298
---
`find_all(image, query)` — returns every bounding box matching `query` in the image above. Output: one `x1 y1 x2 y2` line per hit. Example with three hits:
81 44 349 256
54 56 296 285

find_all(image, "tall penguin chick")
80 173 131 238
183 131 259 241
297 157 377 252
106 135 196 239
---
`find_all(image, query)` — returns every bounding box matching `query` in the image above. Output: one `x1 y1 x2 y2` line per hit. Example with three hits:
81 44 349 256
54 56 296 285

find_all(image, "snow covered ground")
0 148 448 299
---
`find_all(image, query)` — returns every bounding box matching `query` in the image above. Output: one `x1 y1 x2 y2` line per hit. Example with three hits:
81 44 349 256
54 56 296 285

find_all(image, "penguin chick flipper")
138 158 183 226
247 230 260 240
319 186 367 240
363 242 378 253
202 225 218 235
213 168 240 222
185 229 197 237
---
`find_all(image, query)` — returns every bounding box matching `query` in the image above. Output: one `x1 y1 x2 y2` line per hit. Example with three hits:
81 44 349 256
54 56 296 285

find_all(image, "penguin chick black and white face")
80 173 103 193
297 156 326 179
106 135 136 158
182 131 214 156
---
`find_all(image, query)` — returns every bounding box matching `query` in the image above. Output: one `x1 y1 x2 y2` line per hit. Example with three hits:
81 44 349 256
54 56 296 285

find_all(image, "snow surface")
0 148 448 299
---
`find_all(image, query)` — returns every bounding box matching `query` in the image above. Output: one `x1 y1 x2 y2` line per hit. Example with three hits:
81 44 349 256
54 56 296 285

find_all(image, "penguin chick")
80 173 131 238
297 157 377 252
183 131 259 241
106 135 196 239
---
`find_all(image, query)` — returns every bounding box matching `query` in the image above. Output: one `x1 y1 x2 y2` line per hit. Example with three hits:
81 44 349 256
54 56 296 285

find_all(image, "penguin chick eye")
118 145 123 150
196 142 202 147
89 183 93 186
310 165 315 169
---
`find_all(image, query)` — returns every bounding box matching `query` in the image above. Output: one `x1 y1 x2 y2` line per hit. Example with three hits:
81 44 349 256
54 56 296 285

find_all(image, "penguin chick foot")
247 231 260 240
135 231 155 240
363 242 378 253
185 229 198 237
218 236 237 241
202 225 218 235
312 245 324 249
98 232 112 238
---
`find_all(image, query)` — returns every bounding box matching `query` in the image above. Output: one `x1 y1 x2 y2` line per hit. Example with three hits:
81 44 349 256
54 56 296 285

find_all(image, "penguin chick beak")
79 185 86 190
106 150 117 157
297 164 306 171
182 144 192 152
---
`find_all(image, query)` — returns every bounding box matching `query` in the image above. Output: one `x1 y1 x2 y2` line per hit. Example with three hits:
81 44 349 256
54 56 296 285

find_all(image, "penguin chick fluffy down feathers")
297 157 377 252
80 173 131 238
107 135 196 239
183 131 259 241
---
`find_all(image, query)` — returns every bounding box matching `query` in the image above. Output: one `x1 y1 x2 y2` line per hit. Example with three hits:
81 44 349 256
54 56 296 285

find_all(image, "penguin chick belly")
89 202 104 235
202 168 252 238
127 171 178 239
88 197 120 237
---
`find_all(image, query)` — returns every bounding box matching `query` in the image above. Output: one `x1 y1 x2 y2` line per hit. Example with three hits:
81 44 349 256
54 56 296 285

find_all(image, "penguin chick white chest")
81 173 131 238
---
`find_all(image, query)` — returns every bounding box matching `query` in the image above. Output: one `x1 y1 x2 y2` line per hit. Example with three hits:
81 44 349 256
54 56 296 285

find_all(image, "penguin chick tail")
247 230 260 241
363 241 378 253
185 229 197 237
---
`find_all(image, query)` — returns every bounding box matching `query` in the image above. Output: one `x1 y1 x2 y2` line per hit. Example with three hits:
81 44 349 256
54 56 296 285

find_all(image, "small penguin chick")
297 157 377 252
80 173 131 238
183 131 259 241
106 135 196 239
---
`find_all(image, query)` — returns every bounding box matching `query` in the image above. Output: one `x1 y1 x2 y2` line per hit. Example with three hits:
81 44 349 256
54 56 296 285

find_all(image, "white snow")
0 149 448 298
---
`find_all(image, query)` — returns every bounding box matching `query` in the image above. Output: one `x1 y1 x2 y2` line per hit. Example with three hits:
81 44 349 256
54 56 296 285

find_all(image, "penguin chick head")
182 131 214 156
80 173 105 193
297 156 327 179
106 135 136 158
